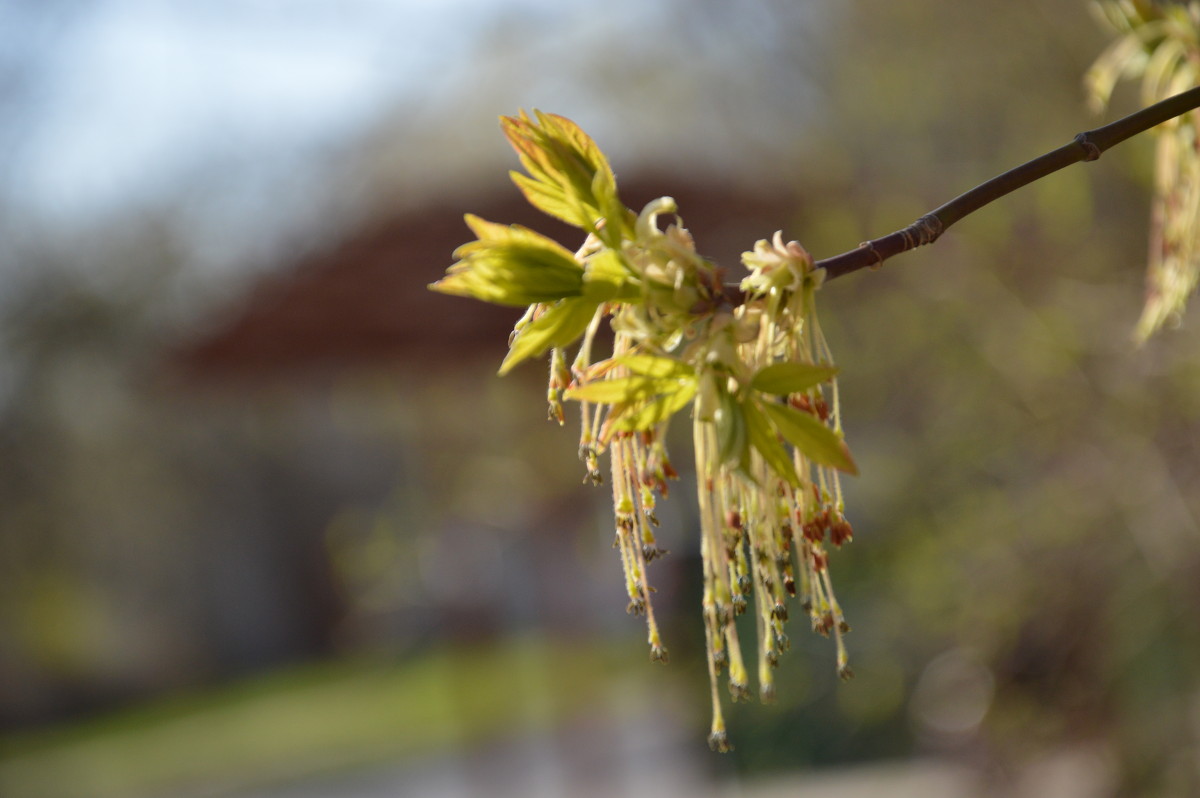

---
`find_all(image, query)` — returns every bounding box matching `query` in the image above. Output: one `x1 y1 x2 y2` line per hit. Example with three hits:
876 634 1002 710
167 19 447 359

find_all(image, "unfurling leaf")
750 362 839 395
501 110 627 240
760 401 858 475
431 215 584 307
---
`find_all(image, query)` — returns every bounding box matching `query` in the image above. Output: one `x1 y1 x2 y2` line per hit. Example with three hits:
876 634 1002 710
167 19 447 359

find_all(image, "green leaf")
432 215 584 307
564 374 688 404
510 171 595 230
568 356 696 433
499 298 598 375
744 400 799 486
609 381 697 432
715 391 748 471
609 354 695 379
750 362 839 395
761 401 858 475
500 110 623 234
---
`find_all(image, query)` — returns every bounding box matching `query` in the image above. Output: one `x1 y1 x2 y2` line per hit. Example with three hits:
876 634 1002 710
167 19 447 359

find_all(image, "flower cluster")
687 235 857 751
430 110 858 752
1088 0 1200 339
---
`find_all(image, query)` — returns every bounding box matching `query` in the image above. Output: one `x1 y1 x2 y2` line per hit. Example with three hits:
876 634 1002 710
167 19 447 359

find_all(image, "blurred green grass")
0 635 636 798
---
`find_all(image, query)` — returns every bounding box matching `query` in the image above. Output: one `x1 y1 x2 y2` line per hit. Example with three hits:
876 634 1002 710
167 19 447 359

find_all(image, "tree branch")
813 85 1200 282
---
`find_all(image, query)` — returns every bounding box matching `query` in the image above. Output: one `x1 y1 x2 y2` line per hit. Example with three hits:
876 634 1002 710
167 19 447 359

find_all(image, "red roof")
177 176 801 378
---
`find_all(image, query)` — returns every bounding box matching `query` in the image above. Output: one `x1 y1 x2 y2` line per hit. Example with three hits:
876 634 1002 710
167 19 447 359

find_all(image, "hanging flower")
431 110 859 752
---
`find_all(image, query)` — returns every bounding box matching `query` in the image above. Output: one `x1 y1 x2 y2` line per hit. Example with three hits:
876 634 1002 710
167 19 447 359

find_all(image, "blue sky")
1 0 825 260
5 0 633 221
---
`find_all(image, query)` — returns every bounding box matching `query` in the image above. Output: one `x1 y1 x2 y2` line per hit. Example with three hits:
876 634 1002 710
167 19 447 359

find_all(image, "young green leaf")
715 391 749 470
608 381 697 433
760 401 858 475
509 172 594 231
750 362 839 395
744 399 799 486
564 374 689 404
499 298 598 375
610 353 695 379
432 215 584 307
500 110 624 237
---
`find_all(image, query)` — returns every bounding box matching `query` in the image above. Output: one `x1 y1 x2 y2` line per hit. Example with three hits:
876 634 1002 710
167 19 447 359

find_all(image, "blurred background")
1 1 1198 796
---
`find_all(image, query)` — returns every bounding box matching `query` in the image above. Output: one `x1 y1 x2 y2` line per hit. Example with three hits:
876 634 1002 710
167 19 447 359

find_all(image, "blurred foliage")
753 6 1200 790
0 636 645 798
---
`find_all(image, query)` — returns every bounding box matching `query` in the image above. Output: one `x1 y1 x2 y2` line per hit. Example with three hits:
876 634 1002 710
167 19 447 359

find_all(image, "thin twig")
810 85 1200 281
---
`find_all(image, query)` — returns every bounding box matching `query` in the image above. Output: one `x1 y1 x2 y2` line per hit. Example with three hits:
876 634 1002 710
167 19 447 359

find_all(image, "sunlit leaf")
431 215 584 307
500 110 624 238
750 362 839 395
609 381 697 432
564 374 690 404
500 298 598 375
761 401 858 475
610 354 695 379
510 172 595 231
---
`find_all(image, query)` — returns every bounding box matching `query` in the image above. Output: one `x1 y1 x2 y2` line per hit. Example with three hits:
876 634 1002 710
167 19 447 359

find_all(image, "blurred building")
176 177 802 376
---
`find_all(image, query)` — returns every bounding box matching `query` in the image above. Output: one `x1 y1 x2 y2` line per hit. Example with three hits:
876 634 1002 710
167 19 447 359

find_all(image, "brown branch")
812 85 1200 282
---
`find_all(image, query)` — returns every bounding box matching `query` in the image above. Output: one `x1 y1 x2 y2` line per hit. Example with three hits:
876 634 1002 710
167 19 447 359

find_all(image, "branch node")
1074 132 1102 162
906 214 944 248
815 86 1200 283
922 214 944 244
857 241 884 270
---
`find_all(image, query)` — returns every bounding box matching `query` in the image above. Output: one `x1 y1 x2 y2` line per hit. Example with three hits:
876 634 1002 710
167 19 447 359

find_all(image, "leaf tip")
837 441 859 476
